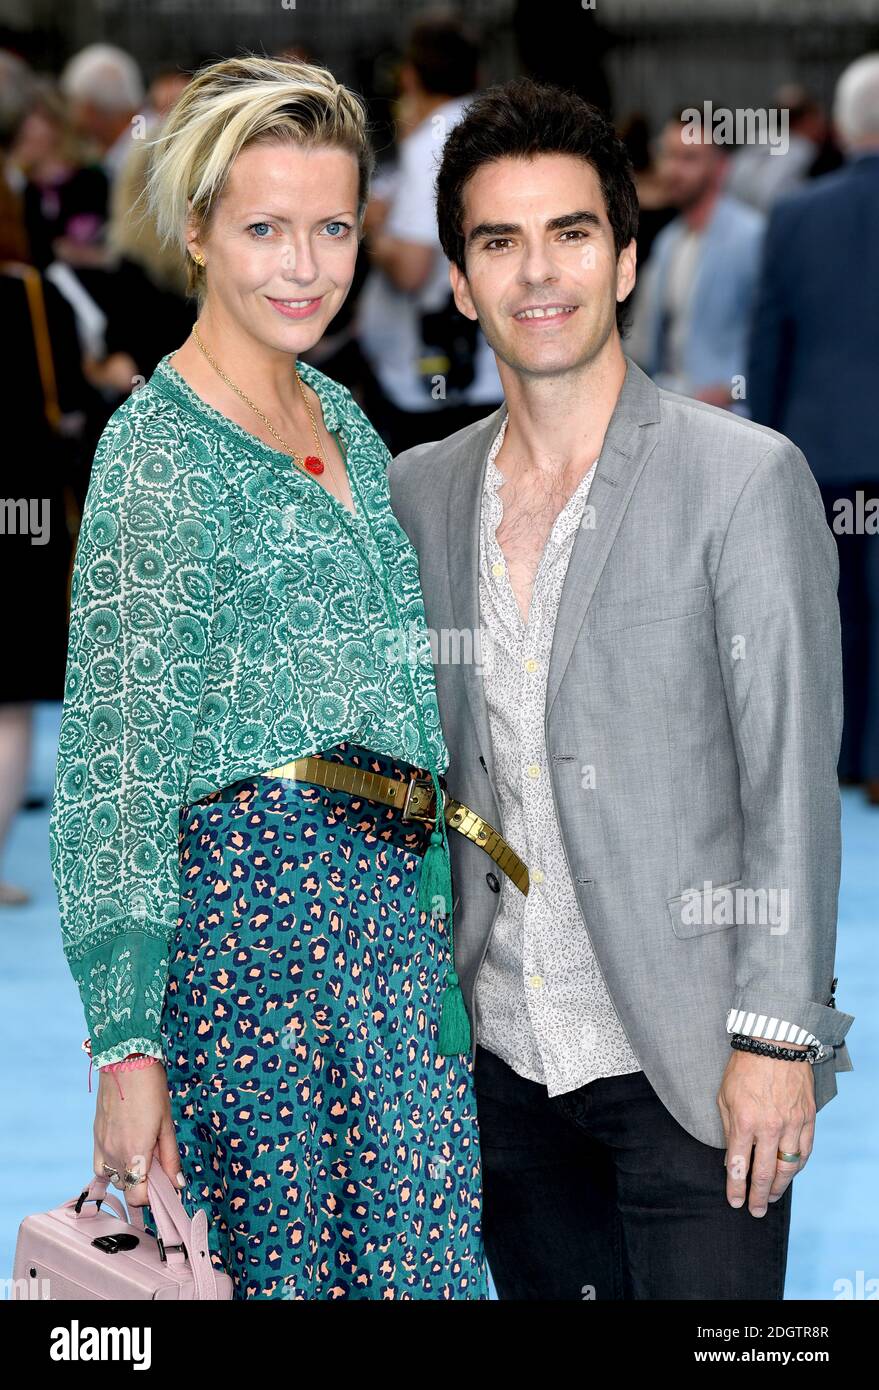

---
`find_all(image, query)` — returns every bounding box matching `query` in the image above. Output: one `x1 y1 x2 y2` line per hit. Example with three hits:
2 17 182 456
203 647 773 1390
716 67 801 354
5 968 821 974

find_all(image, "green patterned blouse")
49 352 449 1068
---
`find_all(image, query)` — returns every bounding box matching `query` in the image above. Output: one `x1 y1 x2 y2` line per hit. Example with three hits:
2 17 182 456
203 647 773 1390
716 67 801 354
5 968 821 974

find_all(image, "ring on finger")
777 1148 802 1164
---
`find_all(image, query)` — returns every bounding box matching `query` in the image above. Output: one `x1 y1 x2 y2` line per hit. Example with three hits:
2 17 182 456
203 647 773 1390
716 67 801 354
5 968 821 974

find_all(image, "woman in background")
0 55 92 906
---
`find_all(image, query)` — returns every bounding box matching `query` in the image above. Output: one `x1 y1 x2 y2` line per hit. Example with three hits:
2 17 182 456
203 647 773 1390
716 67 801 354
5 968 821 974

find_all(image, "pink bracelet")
81 1037 162 1098
103 1055 162 1072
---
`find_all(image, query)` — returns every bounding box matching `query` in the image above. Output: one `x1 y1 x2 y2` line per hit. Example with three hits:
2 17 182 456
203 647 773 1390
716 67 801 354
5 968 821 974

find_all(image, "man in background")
627 103 764 413
358 10 502 452
727 84 841 212
748 54 879 804
59 44 144 185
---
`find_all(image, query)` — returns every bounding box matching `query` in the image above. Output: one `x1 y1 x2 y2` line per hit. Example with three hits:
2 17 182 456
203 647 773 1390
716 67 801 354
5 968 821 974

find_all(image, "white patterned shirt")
472 413 827 1095
473 414 642 1095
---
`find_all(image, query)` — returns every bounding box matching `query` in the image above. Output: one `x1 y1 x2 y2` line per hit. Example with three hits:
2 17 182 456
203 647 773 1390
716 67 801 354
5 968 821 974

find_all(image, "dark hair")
666 100 728 150
436 77 639 334
403 12 479 99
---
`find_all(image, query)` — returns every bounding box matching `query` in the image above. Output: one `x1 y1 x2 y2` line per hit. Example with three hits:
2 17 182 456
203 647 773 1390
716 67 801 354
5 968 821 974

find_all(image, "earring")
191 251 205 267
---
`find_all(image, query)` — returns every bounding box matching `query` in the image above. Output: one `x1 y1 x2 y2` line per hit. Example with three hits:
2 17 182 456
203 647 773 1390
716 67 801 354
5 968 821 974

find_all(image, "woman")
13 79 109 270
49 54 488 1300
1 100 93 905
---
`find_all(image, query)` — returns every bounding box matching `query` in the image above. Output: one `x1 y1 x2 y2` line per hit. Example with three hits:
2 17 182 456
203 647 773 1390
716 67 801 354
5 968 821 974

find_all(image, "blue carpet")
1 702 872 1299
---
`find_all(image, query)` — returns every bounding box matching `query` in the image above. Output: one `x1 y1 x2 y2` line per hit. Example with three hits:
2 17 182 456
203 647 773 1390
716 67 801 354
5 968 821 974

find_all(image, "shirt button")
526 763 541 778
524 657 538 673
491 560 505 578
528 974 544 990
532 868 545 884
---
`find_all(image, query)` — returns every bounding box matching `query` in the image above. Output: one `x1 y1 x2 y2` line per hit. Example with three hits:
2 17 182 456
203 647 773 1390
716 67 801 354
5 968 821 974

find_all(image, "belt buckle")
401 772 444 824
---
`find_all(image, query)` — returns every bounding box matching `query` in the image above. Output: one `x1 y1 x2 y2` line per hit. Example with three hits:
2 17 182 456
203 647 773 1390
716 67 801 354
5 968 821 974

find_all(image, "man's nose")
518 241 559 284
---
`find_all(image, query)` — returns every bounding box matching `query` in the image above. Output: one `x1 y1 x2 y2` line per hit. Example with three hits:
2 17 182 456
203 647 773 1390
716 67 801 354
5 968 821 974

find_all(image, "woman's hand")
93 1062 184 1208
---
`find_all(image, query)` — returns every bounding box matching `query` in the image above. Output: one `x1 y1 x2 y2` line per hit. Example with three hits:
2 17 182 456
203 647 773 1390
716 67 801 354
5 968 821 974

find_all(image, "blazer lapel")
445 401 507 785
544 357 662 717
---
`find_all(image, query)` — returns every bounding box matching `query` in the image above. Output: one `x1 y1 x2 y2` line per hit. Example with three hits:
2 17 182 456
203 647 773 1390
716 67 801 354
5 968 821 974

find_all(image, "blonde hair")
145 54 374 302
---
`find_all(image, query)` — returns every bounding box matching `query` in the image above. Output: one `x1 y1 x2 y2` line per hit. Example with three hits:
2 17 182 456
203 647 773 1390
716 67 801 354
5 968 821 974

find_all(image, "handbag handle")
70 1187 129 1223
73 1158 222 1299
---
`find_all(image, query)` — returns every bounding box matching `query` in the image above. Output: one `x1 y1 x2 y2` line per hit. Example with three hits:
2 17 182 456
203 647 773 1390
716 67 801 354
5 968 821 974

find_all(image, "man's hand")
717 1042 816 1217
365 229 434 293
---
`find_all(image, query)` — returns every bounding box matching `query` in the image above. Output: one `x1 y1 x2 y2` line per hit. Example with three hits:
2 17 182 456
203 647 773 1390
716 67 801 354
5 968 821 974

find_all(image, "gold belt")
261 754 529 896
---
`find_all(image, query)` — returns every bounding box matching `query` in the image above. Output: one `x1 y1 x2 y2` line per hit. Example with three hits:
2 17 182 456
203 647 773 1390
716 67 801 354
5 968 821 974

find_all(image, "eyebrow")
465 209 602 247
243 210 357 224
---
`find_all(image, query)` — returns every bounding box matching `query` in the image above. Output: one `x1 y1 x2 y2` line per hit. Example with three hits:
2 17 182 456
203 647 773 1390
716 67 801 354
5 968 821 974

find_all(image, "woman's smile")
265 293 325 319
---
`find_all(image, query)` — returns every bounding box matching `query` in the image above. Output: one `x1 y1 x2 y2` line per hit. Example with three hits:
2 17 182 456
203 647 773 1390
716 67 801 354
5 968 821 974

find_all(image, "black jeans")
474 1044 793 1300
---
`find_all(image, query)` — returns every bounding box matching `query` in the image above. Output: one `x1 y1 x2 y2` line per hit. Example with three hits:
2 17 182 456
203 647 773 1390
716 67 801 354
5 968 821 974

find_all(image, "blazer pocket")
667 878 742 939
587 584 709 635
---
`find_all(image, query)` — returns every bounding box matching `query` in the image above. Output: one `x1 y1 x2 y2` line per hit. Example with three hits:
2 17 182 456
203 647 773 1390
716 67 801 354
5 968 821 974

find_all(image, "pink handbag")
12 1157 234 1300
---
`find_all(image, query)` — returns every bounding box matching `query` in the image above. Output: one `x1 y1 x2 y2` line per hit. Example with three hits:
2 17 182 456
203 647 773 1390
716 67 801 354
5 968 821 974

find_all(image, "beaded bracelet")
730 1033 820 1064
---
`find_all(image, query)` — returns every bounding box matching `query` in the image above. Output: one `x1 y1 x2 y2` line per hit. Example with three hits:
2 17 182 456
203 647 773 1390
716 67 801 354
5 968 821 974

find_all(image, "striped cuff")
726 1007 831 1060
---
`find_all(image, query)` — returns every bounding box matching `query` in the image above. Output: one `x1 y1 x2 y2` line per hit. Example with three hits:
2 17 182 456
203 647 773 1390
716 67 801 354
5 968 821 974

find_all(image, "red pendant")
303 455 324 475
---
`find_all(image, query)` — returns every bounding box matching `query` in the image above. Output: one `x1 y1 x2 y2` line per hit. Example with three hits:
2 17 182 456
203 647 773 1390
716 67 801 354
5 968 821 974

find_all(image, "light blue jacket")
628 194 765 414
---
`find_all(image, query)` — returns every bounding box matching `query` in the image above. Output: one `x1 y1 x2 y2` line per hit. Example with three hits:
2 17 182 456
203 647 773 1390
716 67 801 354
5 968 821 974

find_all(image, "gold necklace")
191 323 327 476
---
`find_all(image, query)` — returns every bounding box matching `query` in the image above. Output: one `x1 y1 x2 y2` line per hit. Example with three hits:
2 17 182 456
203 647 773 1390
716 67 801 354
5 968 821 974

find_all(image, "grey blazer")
387 356 854 1149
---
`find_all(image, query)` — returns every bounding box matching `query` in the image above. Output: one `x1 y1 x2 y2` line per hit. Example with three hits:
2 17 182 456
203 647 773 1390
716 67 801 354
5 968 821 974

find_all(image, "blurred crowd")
0 12 876 903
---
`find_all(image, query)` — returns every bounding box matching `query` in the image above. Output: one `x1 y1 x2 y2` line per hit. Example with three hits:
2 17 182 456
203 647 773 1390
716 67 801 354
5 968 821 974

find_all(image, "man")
726 84 841 212
59 44 145 184
626 103 764 413
748 53 879 804
387 77 853 1300
358 11 502 453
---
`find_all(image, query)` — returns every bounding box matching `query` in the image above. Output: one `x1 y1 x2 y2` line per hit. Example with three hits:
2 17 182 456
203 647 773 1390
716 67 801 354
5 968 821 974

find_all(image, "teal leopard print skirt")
142 740 490 1300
